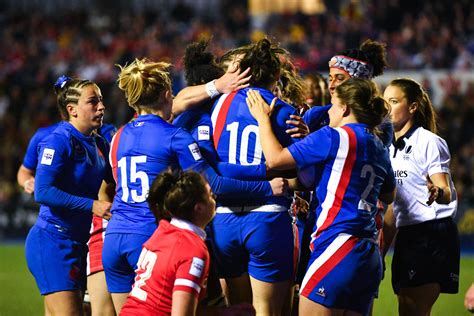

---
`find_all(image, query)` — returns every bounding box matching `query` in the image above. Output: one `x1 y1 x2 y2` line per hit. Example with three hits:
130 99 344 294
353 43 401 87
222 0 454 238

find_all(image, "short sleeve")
423 135 451 176
36 134 69 177
302 105 331 132
287 126 333 170
171 128 208 171
23 131 44 170
173 245 209 297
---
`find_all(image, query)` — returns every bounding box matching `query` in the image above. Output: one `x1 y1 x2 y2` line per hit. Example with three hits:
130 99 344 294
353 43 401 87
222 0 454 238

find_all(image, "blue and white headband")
329 55 373 79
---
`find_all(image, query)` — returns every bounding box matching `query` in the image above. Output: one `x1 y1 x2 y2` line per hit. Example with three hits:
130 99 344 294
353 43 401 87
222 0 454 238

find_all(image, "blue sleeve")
99 123 117 143
378 118 394 148
95 135 114 184
23 130 43 170
34 136 94 213
380 153 396 194
215 162 266 180
171 129 272 198
287 126 333 169
272 101 298 147
302 105 331 132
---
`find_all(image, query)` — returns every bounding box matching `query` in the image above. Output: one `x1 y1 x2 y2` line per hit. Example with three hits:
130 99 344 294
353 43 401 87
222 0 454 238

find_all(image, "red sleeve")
172 238 210 298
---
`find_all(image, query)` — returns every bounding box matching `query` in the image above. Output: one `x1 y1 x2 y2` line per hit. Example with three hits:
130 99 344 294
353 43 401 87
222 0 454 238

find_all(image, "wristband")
205 80 220 98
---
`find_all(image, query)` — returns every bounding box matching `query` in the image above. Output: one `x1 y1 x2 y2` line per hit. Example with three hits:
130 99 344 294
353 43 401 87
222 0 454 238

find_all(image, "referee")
383 78 460 316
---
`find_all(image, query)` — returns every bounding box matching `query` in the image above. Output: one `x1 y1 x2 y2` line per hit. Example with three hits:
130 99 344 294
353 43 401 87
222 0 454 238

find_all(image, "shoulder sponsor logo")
408 269 416 280
198 126 210 141
189 257 205 278
188 143 202 161
40 148 55 165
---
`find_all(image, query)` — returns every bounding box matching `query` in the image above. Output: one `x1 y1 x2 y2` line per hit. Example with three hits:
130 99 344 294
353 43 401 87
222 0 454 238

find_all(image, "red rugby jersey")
120 219 209 316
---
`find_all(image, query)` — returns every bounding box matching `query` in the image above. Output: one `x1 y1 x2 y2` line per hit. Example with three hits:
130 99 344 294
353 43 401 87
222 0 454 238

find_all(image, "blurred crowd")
0 0 473 236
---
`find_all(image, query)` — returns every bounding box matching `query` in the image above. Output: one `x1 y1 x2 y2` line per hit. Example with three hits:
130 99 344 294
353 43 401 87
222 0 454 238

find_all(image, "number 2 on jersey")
226 122 262 165
130 248 157 301
359 164 376 211
117 155 149 203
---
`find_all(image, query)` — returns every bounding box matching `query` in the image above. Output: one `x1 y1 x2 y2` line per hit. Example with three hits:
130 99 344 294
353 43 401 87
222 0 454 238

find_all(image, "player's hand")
23 178 35 194
465 283 474 313
246 89 275 122
426 174 441 205
269 177 288 196
92 200 112 220
215 63 251 94
285 115 309 138
291 192 309 218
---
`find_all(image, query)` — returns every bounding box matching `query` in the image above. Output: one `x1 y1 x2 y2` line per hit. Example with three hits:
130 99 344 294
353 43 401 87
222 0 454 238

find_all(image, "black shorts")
391 217 460 294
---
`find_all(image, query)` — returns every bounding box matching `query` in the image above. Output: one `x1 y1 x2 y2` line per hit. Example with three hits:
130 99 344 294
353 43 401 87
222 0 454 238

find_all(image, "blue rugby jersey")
302 105 331 133
107 114 273 236
34 122 112 243
173 109 266 180
287 124 395 248
211 87 297 206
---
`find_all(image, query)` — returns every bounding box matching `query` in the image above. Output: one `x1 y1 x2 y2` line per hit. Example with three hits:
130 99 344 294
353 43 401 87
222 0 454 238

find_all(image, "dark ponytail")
239 38 280 88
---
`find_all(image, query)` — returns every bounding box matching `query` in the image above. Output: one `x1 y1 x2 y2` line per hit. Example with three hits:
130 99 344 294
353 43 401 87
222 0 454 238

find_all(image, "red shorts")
87 215 108 276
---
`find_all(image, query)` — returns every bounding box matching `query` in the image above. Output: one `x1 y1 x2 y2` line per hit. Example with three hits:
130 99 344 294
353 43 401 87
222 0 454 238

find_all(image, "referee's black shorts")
391 216 460 294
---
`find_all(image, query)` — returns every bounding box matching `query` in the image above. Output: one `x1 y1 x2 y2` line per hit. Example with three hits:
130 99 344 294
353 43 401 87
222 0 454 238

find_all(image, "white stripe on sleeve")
174 278 201 293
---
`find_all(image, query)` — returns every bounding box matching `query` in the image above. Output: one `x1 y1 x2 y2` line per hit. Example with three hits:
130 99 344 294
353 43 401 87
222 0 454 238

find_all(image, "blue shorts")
209 207 296 282
300 234 382 315
25 225 87 295
102 233 151 293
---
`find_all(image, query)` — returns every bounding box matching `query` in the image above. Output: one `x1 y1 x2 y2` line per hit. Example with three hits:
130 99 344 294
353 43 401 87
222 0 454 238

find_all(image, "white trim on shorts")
215 204 288 213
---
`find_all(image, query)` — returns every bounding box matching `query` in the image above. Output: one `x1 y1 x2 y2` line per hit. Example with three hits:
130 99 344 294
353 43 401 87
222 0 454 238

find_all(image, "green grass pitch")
0 244 472 315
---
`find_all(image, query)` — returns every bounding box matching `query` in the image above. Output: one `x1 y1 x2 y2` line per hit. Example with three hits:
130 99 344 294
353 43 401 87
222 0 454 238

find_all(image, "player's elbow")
265 157 281 170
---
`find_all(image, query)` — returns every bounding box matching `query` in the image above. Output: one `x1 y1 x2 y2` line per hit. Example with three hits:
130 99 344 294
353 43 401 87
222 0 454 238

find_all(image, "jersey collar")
170 218 206 240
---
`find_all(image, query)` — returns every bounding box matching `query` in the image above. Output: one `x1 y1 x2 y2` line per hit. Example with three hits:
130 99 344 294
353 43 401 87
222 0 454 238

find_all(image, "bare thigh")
398 283 440 316
88 271 116 316
250 276 293 316
44 290 83 316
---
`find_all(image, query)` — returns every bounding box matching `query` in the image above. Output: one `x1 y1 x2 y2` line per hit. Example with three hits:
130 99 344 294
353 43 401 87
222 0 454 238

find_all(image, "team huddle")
18 37 460 316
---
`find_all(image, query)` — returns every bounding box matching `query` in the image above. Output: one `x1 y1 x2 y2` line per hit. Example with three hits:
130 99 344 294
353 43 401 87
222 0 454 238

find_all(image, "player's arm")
17 165 35 194
172 291 198 316
172 65 251 116
98 180 115 202
35 138 111 218
382 203 397 257
173 130 286 198
19 129 45 194
426 173 451 205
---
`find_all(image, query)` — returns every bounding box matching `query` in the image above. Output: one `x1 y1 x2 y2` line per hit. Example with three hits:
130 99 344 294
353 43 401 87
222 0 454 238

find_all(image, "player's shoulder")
174 110 211 130
413 126 443 142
